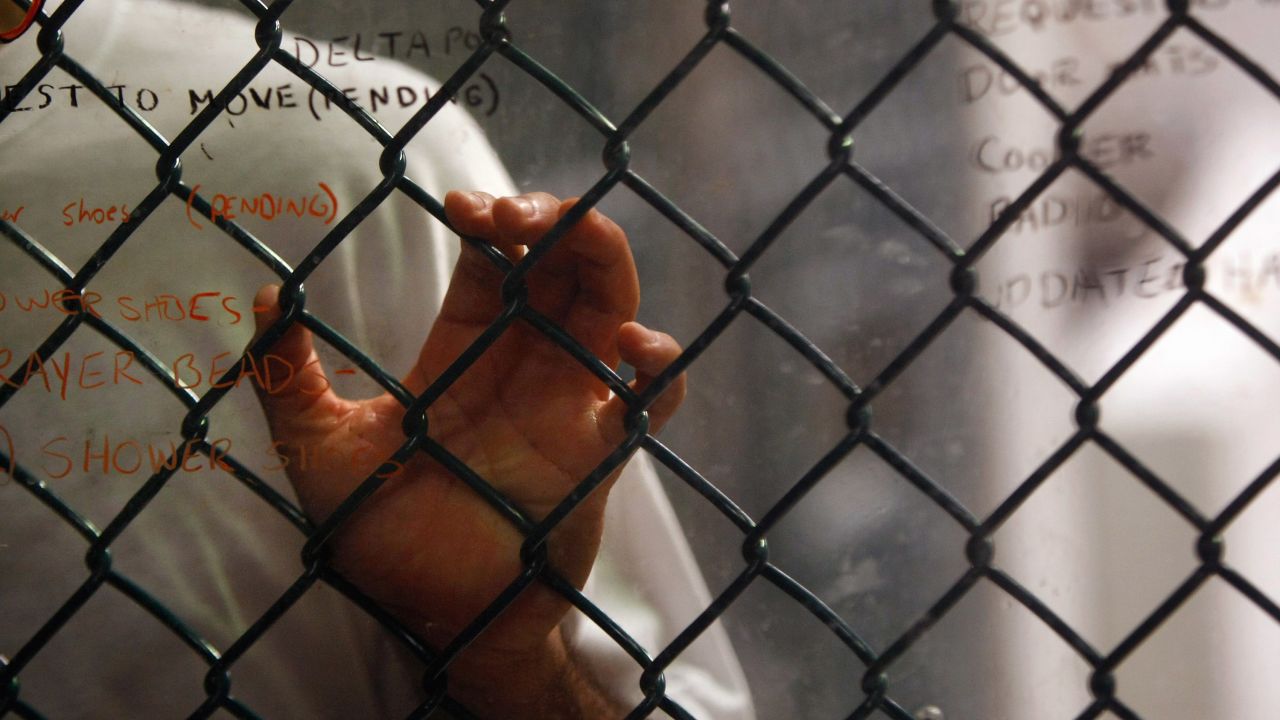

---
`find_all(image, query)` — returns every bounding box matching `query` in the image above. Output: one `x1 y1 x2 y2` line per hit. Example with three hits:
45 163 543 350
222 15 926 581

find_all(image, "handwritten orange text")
0 288 106 317
117 292 244 324
61 198 132 227
170 350 331 395
1 289 248 324
0 427 402 484
185 182 338 230
0 348 332 399
266 439 404 479
37 434 234 479
0 349 144 400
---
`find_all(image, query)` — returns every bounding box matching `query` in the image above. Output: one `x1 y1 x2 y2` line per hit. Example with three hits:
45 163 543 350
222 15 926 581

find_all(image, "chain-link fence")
3 0 1280 718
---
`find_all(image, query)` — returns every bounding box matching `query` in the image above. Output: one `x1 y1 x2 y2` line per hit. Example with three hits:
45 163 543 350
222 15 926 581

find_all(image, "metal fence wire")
2 0 1280 718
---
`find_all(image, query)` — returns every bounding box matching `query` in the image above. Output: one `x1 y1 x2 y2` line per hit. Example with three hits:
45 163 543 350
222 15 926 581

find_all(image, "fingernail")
511 197 534 217
468 191 490 208
632 323 660 346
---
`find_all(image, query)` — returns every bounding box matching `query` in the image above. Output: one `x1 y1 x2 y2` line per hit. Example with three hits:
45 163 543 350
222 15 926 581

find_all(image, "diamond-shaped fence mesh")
2 0 1279 718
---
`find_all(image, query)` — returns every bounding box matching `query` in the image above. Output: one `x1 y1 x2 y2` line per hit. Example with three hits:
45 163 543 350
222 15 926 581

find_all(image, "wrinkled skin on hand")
250 191 686 671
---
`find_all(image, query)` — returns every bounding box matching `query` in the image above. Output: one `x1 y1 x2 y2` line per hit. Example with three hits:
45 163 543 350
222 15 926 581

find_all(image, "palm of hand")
251 191 684 661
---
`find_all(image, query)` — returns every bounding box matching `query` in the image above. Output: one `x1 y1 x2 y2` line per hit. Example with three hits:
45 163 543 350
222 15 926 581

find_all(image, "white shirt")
0 1 753 717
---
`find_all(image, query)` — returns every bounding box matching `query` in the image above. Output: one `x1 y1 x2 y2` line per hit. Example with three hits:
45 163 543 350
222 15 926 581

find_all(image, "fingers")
490 192 563 247
487 194 639 366
444 190 498 239
598 321 687 445
436 191 556 328
445 190 557 260
546 200 639 366
438 191 510 326
248 284 342 425
619 322 687 428
440 191 640 367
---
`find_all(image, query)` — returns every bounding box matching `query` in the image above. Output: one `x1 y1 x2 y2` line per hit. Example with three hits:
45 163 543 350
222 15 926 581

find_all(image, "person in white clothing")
0 0 754 717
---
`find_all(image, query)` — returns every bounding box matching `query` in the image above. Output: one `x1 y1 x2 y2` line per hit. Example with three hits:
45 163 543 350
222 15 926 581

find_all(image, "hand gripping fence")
2 1 1280 718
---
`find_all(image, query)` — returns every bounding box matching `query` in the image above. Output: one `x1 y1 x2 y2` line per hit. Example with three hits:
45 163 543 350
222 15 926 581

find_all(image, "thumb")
248 284 341 425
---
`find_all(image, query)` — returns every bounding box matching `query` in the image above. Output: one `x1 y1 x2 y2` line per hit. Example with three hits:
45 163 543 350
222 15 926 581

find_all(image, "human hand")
250 191 685 713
